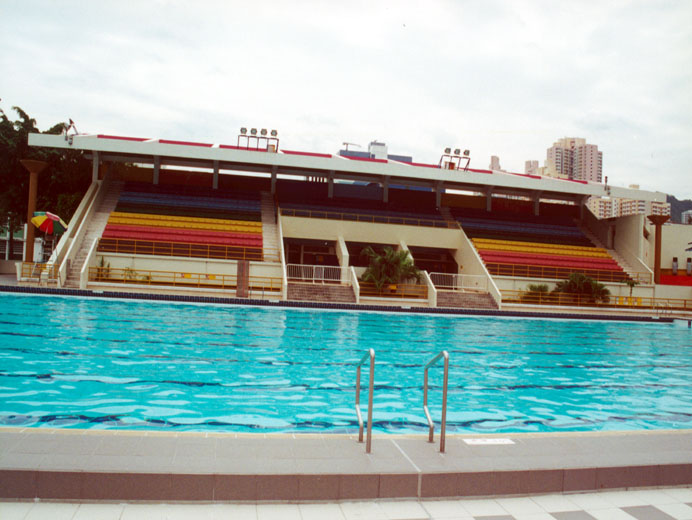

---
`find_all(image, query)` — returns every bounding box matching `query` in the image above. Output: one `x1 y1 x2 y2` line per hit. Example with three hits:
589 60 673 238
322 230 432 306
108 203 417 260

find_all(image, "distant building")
338 141 412 163
524 160 539 175
489 155 503 171
681 209 692 224
588 185 671 219
546 137 603 183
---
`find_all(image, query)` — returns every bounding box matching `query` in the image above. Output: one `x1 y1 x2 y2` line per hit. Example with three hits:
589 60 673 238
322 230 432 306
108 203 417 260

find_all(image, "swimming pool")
1 293 690 433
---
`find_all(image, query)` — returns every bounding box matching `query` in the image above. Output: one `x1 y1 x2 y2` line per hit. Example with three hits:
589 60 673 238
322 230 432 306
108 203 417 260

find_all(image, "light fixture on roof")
463 150 470 156
270 129 278 137
237 126 279 153
444 147 451 154
453 148 461 156
260 128 268 136
250 128 258 135
63 118 78 145
240 127 247 135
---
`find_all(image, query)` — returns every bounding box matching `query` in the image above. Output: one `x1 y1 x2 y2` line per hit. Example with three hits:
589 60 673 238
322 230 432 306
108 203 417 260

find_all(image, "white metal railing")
430 272 488 292
424 350 449 453
355 349 375 453
286 264 347 284
423 271 437 307
278 216 288 300
80 238 99 289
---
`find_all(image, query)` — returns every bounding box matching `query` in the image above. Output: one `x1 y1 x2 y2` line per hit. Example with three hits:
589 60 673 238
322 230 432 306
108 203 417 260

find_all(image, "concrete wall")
660 223 692 269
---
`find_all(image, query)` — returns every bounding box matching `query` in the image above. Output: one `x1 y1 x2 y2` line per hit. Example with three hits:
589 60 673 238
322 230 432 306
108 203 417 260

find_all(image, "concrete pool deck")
1 428 691 501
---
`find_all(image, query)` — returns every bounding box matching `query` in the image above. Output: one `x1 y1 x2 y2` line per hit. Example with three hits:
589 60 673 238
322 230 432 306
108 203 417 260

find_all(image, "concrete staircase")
287 283 357 303
62 181 123 288
439 207 459 228
436 291 498 309
579 224 641 281
260 192 281 262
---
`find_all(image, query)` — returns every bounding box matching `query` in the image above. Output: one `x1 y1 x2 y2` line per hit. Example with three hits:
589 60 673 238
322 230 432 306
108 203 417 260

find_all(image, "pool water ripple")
0 293 691 433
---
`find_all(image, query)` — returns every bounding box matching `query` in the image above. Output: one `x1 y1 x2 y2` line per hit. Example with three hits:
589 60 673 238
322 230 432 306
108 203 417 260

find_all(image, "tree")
520 283 550 303
552 273 610 304
360 246 421 292
0 105 91 259
624 278 639 298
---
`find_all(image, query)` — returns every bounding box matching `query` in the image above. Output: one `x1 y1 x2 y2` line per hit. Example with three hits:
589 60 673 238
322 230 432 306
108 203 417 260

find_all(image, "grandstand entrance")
346 242 399 268
408 246 458 274
284 238 339 266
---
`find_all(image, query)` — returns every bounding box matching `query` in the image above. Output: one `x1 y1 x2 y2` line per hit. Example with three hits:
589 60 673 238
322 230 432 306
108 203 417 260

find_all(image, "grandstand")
21 131 692 313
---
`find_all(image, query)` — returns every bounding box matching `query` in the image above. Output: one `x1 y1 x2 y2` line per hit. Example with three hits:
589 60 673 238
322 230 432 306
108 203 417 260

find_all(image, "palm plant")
360 246 421 292
552 273 610 304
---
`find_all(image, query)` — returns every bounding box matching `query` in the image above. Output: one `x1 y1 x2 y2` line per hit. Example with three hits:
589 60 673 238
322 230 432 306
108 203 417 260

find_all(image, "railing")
350 266 360 304
486 262 636 283
423 351 449 453
355 349 375 453
359 281 428 299
20 262 58 281
286 264 348 284
281 207 456 229
503 289 692 311
97 238 280 262
430 272 489 292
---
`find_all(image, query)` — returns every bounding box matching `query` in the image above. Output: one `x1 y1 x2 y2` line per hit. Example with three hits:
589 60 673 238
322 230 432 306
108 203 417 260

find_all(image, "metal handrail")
355 348 375 453
424 350 449 453
485 262 635 283
280 207 456 229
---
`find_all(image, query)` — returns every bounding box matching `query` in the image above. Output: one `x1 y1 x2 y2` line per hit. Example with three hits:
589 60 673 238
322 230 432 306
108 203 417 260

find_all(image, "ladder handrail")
355 348 375 453
423 350 449 453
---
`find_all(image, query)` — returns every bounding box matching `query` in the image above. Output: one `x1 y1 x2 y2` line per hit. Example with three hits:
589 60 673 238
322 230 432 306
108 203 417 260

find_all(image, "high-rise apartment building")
682 209 692 224
588 192 670 219
546 137 603 183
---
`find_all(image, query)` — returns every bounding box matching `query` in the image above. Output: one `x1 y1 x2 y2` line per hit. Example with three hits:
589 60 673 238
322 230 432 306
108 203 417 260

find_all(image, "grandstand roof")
28 133 666 203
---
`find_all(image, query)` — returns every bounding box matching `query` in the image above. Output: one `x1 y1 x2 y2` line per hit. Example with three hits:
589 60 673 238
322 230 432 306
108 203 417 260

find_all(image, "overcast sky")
2 0 691 198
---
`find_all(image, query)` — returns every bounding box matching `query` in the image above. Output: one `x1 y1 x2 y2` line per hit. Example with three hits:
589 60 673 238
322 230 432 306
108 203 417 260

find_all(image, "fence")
20 262 58 281
429 272 488 292
486 262 637 283
502 289 692 312
286 264 348 284
97 238 280 262
280 208 456 229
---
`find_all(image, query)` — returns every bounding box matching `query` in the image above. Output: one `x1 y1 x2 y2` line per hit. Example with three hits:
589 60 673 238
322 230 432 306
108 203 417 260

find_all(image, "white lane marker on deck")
464 438 515 445
390 439 421 473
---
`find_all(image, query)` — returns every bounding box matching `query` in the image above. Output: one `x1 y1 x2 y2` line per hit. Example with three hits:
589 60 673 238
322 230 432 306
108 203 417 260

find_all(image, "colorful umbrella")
31 211 68 235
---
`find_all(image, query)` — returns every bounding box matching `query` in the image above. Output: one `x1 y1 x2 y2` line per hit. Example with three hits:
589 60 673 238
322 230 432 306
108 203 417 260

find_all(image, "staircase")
62 181 123 288
439 207 459 228
287 283 357 303
578 224 642 282
436 291 498 310
260 192 281 262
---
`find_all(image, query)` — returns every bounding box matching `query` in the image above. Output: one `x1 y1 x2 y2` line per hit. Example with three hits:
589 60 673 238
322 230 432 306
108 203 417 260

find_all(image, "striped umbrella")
31 211 68 235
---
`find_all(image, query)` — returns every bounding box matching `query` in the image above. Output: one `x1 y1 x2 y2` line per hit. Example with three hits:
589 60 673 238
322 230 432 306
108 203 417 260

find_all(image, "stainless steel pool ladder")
424 350 449 453
355 348 375 453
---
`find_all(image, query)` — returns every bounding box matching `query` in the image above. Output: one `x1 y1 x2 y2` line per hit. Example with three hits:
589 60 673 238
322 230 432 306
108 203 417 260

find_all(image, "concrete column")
533 191 542 216
212 160 219 190
486 188 493 212
20 160 48 263
270 166 277 195
153 156 161 185
647 215 670 284
435 182 442 208
383 176 389 203
328 170 334 199
92 151 100 182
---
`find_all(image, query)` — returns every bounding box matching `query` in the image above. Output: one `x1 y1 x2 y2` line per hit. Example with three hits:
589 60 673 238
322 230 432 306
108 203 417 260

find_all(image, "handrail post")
355 348 375 453
423 350 449 452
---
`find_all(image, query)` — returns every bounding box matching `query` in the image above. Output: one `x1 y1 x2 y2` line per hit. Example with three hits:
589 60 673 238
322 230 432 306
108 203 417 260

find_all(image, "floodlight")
240 127 247 135
250 128 258 135
260 128 268 136
444 147 451 154
463 149 470 156
270 129 278 137
454 148 461 155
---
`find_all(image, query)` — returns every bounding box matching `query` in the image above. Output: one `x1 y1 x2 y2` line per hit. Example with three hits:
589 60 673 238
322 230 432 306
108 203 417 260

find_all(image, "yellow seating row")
110 211 262 229
108 213 262 234
471 238 610 258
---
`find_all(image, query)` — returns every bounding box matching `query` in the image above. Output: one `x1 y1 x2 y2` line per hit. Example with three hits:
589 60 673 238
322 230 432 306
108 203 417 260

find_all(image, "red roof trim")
567 178 589 184
409 162 440 169
159 139 213 147
97 134 149 142
345 156 388 164
282 149 332 158
468 168 493 174
219 144 268 152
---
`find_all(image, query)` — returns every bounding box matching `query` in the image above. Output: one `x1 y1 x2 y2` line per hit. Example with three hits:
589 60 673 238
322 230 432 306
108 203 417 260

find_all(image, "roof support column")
212 160 219 190
579 195 590 221
532 191 543 216
383 176 390 203
434 181 443 208
153 156 160 185
328 170 334 199
270 165 277 195
648 215 670 284
486 187 494 212
92 151 100 182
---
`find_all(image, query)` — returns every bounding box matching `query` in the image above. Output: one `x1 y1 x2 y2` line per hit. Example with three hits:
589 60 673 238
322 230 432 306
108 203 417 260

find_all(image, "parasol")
31 211 68 235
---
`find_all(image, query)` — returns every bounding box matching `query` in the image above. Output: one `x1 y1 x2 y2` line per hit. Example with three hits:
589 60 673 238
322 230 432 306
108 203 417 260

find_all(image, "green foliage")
624 278 639 297
520 283 550 303
360 246 421 292
0 104 91 257
552 273 611 304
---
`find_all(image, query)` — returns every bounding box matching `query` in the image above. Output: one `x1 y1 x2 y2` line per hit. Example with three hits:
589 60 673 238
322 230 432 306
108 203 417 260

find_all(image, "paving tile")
25 502 79 520
599 490 653 508
529 494 581 513
458 498 509 517
256 503 301 520
299 502 347 520
621 505 677 520
72 503 127 520
340 500 389 520
420 499 467 519
378 500 430 520
563 492 613 511
154 503 219 520
209 503 257 520
120 504 175 520
655 502 692 520
551 512 598 520
472 515 514 520
586 508 638 520
0 501 36 520
662 488 692 502
496 496 545 515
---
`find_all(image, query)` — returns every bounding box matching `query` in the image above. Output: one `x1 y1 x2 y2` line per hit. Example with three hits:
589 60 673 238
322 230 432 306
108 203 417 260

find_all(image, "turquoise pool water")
0 293 690 433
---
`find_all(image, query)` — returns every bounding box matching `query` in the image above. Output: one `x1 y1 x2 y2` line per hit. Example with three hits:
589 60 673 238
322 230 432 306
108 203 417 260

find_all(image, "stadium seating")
98 183 264 260
453 208 631 282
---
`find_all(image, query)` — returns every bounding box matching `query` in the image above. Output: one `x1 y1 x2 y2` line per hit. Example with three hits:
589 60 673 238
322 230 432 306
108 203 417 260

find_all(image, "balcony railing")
97 238 280 262
486 262 638 283
503 289 692 311
280 208 456 229
429 272 488 292
286 264 348 284
359 281 427 299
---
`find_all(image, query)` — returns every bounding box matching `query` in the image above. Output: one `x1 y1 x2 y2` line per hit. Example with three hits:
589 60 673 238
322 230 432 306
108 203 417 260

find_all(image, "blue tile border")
0 284 671 323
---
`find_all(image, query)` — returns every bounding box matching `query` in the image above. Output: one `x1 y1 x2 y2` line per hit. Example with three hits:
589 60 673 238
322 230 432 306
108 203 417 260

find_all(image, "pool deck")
1 428 691 501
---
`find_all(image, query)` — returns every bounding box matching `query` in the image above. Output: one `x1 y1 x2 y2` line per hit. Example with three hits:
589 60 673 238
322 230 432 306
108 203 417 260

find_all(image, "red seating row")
104 224 261 243
102 227 262 248
479 251 624 271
